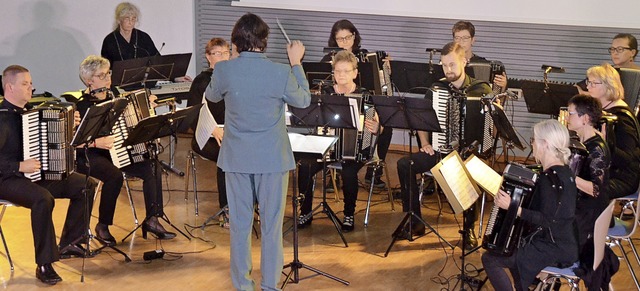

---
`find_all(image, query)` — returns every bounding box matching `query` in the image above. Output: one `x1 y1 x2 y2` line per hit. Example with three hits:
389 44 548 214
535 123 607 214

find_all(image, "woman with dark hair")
586 63 640 199
186 37 230 227
482 120 578 291
610 33 640 70
320 19 366 62
566 94 610 254
205 13 310 291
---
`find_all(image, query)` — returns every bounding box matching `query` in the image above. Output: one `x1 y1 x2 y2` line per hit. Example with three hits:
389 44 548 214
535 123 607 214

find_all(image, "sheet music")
464 155 502 197
438 154 478 211
195 102 219 150
348 97 361 130
288 133 337 155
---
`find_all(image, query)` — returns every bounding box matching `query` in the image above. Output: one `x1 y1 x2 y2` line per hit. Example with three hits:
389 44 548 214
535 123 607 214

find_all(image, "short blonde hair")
586 63 625 101
332 50 358 70
533 119 571 165
79 55 110 86
114 2 140 30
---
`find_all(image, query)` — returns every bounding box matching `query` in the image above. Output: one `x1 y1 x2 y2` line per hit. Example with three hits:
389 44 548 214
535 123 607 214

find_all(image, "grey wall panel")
196 0 640 156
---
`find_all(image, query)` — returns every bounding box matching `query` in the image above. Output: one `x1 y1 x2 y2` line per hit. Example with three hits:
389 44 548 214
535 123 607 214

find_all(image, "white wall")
0 0 195 96
234 0 640 29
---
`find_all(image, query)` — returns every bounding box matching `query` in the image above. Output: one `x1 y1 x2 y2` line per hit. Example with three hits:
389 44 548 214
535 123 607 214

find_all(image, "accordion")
109 89 154 168
22 102 76 182
482 163 538 256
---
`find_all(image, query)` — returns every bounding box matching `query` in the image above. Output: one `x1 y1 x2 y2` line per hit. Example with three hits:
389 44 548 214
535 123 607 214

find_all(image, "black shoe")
95 223 116 246
341 216 354 232
364 176 386 188
464 230 478 250
142 217 177 240
298 214 313 229
59 243 94 259
36 264 62 285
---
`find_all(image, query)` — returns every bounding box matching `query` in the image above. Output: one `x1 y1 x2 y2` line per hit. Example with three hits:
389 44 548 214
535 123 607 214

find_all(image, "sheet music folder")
289 133 338 161
429 151 481 214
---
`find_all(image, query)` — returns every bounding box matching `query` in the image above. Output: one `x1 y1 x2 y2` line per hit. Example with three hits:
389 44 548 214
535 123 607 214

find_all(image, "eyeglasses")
335 34 355 43
608 47 633 54
93 70 112 81
121 17 138 23
334 69 355 75
207 51 230 57
454 36 472 42
585 80 603 87
568 111 579 116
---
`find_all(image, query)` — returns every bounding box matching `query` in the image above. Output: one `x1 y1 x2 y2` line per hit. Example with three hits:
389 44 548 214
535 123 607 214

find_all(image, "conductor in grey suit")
205 13 311 291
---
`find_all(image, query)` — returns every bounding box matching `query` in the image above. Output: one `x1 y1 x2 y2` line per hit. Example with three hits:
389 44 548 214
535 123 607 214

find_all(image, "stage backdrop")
0 0 196 96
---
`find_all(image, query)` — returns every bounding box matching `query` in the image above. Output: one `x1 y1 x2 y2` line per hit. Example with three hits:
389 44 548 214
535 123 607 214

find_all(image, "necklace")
335 83 355 94
603 100 615 110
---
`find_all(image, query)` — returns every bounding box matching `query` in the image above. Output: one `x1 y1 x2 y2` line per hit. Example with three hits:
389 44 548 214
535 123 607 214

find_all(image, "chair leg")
331 168 340 202
0 205 13 272
616 240 640 289
184 150 192 201
382 162 394 211
123 174 139 227
627 237 640 268
364 166 377 227
192 153 199 216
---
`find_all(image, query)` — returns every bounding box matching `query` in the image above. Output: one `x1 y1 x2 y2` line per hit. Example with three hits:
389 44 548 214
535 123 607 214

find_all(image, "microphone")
460 140 480 158
541 64 565 74
133 44 151 57
323 47 345 54
90 87 109 96
158 42 165 55
425 48 442 53
312 79 334 86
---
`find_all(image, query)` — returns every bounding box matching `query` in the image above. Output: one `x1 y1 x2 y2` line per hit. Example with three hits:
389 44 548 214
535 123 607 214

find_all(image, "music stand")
288 94 358 247
302 62 377 94
70 98 132 281
521 80 577 116
370 95 454 257
111 53 192 89
120 104 203 242
389 60 443 94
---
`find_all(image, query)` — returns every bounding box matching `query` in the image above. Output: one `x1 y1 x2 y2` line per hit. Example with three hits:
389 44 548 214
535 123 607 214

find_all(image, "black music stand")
120 104 203 242
111 53 191 89
521 80 577 116
371 95 454 257
288 94 358 247
282 134 349 288
389 60 443 94
70 98 132 281
302 62 377 94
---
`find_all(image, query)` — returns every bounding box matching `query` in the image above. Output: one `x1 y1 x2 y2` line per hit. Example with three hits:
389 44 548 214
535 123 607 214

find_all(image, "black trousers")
396 151 438 223
77 151 164 224
365 127 393 178
0 173 95 265
191 138 227 208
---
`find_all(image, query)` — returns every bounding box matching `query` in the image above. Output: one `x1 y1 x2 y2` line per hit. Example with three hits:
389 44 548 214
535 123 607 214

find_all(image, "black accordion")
22 102 76 182
482 163 538 256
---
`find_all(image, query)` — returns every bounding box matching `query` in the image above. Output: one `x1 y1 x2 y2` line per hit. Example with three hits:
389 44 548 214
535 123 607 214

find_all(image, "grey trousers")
226 171 288 291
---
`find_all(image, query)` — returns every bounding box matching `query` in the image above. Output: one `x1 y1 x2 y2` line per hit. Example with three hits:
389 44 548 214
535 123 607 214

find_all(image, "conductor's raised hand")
19 159 41 174
287 40 305 66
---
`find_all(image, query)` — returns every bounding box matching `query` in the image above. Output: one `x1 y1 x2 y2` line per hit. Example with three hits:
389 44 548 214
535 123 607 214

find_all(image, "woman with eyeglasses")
609 33 640 70
482 119 578 291
586 63 640 199
74 55 177 244
186 37 231 227
320 19 367 62
566 94 610 255
298 50 379 232
101 2 191 83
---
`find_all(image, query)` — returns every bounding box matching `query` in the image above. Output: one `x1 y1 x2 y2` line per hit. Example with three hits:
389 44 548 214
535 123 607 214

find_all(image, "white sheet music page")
439 155 479 211
195 102 219 150
464 155 502 197
288 133 337 155
348 98 361 130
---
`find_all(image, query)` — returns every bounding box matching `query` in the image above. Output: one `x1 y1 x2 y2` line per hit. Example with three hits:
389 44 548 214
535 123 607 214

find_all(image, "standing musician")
610 33 640 70
566 95 610 254
186 37 231 227
586 64 640 199
205 13 311 290
452 21 508 91
321 19 392 189
0 65 96 285
297 50 380 232
100 2 191 82
396 42 492 244
75 55 176 243
482 119 579 291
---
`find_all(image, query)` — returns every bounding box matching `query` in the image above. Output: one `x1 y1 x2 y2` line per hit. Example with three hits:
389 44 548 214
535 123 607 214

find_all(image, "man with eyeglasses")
0 65 96 285
186 37 231 228
609 33 640 70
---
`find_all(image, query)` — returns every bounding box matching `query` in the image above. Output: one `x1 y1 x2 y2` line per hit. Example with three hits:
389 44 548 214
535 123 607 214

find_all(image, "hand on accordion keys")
494 189 512 210
94 136 115 150
19 159 41 174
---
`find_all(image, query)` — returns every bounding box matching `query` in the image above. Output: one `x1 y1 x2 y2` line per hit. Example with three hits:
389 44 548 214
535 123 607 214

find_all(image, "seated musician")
482 119 579 291
395 42 492 243
75 55 176 243
321 19 391 188
298 50 379 232
586 64 640 199
452 21 508 92
186 37 231 227
566 94 611 254
610 33 640 70
0 65 97 285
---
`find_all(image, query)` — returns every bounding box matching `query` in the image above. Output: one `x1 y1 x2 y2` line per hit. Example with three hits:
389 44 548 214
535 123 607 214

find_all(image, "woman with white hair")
482 119 579 291
100 2 157 66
